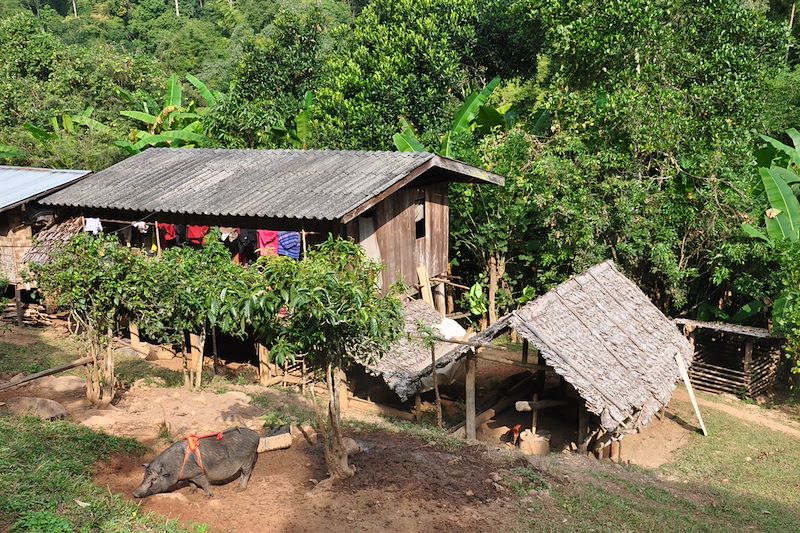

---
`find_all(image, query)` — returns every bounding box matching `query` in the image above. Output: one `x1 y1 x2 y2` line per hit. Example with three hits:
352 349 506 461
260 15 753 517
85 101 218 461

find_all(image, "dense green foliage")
5 0 800 344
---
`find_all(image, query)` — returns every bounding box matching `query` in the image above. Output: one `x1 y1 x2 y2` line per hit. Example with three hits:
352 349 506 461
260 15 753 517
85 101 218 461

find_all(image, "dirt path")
673 387 800 439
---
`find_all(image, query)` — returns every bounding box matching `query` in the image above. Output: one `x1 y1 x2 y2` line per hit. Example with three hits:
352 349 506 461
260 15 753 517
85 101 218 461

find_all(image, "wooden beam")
522 338 529 364
14 285 22 327
744 339 754 394
473 350 547 371
515 399 568 411
415 393 422 423
675 353 708 436
433 282 446 317
578 398 588 444
465 354 476 441
417 265 433 305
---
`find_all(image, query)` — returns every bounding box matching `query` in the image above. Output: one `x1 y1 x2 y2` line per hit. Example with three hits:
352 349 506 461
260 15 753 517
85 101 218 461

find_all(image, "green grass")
661 400 800 510
115 357 184 388
0 416 206 532
250 388 316 429
0 336 79 376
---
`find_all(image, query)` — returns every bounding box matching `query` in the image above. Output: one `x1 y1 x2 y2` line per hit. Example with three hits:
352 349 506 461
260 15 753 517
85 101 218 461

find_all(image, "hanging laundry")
84 217 103 235
158 223 177 243
238 229 257 264
174 224 186 245
186 225 210 245
257 230 279 256
132 221 149 233
278 231 301 260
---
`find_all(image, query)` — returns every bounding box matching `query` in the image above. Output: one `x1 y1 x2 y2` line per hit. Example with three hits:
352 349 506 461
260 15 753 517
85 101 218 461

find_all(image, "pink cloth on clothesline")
257 230 279 256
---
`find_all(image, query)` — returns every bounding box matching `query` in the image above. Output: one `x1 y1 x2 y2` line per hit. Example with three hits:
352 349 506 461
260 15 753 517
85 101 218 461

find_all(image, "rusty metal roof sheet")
39 148 503 221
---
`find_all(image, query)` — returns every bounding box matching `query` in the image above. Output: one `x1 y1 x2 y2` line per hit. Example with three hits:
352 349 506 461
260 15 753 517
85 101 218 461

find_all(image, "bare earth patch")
95 431 527 533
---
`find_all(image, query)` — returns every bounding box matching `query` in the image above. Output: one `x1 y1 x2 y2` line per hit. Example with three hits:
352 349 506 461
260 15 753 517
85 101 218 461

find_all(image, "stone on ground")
4 396 67 420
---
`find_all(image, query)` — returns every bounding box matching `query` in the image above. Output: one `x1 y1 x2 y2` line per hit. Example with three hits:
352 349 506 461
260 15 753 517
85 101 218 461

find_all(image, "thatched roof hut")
507 261 693 434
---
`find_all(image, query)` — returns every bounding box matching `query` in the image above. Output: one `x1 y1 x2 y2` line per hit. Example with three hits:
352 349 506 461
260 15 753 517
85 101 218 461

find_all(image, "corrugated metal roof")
0 166 90 212
40 148 503 221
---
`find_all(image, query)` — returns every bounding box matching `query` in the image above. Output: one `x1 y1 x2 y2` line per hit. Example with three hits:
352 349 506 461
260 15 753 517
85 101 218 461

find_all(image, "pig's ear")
142 463 149 469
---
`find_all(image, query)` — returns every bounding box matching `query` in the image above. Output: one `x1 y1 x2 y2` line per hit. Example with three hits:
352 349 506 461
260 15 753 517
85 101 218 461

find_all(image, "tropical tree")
33 234 138 405
211 238 403 482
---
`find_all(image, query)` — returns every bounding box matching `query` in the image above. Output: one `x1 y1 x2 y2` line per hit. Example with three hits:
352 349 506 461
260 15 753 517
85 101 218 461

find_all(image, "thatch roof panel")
510 261 693 433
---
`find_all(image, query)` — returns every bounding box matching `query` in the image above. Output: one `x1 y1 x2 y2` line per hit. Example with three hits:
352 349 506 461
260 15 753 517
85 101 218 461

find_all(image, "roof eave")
1 171 92 214
339 154 505 224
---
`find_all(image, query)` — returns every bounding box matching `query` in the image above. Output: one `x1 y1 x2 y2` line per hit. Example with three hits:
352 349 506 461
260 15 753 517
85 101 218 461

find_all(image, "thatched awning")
22 217 83 266
509 261 692 433
364 299 467 401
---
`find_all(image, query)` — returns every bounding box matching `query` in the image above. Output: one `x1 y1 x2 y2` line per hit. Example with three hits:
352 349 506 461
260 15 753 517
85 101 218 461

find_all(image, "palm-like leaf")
165 74 182 109
761 167 800 240
186 74 216 107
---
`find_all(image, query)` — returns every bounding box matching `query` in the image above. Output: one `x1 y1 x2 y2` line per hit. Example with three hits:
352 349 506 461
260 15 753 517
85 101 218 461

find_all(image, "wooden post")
522 338 529 364
415 393 423 423
675 353 708 436
301 228 307 256
154 220 162 255
744 339 754 395
431 344 442 428
14 285 23 327
433 282 446 317
610 440 621 463
578 398 588 445
465 353 476 440
530 392 539 434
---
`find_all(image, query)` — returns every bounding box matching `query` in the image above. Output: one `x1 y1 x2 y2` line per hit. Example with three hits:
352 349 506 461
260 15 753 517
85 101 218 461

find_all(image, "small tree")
212 237 403 481
34 234 137 405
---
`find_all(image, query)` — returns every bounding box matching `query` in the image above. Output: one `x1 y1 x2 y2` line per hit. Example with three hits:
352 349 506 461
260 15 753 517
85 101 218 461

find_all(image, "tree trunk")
487 254 506 326
71 0 77 17
97 325 116 406
174 0 180 17
317 361 355 483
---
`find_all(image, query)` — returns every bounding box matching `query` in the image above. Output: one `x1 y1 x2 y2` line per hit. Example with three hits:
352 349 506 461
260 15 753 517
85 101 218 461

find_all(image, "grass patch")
661 400 800 511
0 336 79 376
502 466 549 496
115 356 184 388
0 416 205 532
250 388 315 429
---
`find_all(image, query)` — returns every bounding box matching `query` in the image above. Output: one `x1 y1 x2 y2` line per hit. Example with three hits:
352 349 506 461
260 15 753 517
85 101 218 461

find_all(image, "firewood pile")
1 302 56 326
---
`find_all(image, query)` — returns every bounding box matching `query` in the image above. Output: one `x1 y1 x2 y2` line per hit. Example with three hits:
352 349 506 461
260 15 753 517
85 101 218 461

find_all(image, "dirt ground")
96 432 527 533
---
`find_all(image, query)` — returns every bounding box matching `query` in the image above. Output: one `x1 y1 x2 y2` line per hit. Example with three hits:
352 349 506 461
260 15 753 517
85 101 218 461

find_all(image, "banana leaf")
760 134 800 166
23 123 57 141
165 74 182 109
120 110 157 125
62 114 75 134
741 222 770 243
186 74 216 107
72 115 112 134
761 166 800 240
112 140 140 155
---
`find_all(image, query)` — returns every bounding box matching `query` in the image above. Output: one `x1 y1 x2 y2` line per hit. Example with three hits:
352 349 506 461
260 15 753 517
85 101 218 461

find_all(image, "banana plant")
114 74 219 155
393 77 520 157
23 108 112 142
269 91 314 149
743 130 800 244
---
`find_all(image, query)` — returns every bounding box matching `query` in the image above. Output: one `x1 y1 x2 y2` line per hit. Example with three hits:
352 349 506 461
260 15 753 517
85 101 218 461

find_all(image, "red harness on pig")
178 432 224 480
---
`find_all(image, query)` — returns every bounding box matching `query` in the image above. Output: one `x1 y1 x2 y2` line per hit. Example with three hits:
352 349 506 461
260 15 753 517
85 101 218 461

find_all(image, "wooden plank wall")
374 188 416 288
424 183 449 278
351 182 449 291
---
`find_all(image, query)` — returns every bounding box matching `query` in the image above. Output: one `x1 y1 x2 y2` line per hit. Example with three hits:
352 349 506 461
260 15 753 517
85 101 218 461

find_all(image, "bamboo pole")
465 353 476 440
675 353 708 436
0 356 95 392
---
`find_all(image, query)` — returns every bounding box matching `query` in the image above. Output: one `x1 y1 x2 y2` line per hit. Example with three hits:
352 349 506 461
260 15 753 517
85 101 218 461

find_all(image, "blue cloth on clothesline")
278 231 301 260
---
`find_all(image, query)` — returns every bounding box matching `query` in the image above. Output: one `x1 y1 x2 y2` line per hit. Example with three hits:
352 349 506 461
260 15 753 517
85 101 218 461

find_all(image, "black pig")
133 427 259 498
